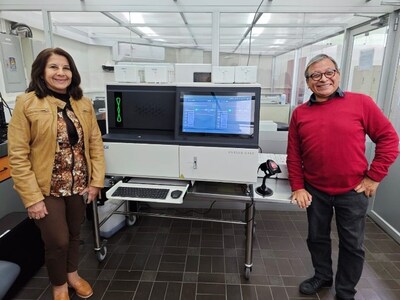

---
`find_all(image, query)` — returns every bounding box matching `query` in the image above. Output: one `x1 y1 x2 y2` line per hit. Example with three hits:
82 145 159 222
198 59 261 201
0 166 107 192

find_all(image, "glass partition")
347 26 388 101
389 55 400 132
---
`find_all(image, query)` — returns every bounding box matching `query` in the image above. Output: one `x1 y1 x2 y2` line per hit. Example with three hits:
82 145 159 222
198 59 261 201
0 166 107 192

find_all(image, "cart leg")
92 196 107 261
244 201 255 279
125 200 137 226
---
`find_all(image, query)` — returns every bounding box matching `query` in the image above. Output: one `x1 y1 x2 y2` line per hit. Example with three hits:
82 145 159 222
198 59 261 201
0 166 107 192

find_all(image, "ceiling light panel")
52 12 115 24
111 12 184 24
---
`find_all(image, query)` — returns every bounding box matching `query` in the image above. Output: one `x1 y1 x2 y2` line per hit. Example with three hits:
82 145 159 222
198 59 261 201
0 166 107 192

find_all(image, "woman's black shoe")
299 277 333 295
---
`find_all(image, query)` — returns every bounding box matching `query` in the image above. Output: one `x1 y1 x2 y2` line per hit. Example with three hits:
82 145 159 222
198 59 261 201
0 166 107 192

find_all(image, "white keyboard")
258 153 288 179
106 179 189 204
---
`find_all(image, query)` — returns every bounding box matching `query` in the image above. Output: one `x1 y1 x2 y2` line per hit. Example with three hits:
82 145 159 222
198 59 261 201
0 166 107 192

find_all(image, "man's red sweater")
287 91 399 195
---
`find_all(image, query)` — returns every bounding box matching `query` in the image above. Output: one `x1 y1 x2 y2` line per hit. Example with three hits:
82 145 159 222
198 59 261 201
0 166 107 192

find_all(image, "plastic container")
98 199 125 238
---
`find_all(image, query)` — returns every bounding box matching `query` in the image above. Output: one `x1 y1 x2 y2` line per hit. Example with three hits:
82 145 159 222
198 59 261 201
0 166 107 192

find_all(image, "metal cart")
91 180 257 279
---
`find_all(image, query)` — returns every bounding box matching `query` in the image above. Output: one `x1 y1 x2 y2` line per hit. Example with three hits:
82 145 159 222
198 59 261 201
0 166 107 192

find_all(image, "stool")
0 212 44 299
0 261 20 299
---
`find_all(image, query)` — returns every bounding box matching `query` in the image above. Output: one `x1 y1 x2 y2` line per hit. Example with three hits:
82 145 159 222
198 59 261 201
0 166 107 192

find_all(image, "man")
286 54 399 300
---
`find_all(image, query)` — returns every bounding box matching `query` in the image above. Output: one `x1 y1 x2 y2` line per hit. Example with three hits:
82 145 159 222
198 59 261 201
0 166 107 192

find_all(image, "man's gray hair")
304 54 340 79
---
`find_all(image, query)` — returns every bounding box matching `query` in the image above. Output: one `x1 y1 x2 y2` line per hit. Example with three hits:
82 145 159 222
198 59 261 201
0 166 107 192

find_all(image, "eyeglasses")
307 69 337 81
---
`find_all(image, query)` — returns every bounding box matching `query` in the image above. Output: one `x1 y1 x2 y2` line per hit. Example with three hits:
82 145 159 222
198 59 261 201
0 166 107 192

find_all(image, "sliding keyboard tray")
105 178 189 204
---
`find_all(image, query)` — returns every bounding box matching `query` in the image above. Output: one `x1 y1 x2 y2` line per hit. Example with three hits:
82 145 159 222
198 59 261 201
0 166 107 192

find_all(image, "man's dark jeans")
305 183 369 299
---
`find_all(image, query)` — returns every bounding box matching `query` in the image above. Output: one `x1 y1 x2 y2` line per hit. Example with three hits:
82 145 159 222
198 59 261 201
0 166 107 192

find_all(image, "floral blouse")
50 107 88 197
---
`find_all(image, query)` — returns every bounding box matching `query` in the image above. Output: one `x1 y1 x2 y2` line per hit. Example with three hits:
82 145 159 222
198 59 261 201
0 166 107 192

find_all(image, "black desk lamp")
256 159 281 197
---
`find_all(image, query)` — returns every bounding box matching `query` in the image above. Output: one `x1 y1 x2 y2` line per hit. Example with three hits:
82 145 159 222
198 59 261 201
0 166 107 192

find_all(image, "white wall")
0 32 114 120
53 35 114 97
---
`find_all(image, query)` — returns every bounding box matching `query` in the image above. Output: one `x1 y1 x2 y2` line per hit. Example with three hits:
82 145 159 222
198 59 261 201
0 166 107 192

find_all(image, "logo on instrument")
227 150 256 156
115 92 123 127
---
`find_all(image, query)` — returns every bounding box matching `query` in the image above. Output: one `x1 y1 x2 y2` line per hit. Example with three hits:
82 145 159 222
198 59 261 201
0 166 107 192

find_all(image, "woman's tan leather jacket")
8 91 105 208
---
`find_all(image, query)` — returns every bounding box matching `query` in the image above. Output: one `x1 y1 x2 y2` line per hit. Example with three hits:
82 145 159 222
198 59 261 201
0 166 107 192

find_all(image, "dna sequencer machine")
102 83 261 196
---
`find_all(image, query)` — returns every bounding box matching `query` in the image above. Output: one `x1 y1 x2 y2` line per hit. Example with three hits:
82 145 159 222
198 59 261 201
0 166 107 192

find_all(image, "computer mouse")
170 190 183 199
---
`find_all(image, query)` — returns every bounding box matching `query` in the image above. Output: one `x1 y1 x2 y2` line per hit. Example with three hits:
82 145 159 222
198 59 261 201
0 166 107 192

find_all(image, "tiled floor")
10 208 400 300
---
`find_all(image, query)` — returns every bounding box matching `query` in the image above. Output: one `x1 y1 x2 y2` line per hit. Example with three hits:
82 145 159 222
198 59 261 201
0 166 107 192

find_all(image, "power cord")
0 92 13 118
247 0 265 66
241 195 256 224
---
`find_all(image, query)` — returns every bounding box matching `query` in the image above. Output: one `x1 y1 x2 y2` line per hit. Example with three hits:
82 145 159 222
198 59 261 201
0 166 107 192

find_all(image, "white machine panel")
174 63 212 83
212 66 235 83
114 65 140 83
104 142 180 178
144 65 168 83
234 66 258 83
179 146 259 184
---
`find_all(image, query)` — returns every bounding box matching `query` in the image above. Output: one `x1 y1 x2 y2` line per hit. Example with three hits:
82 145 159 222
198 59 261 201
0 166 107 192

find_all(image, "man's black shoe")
299 277 333 295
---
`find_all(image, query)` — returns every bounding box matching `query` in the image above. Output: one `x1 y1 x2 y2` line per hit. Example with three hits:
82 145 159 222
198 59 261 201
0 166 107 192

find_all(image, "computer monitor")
175 85 261 148
106 84 176 136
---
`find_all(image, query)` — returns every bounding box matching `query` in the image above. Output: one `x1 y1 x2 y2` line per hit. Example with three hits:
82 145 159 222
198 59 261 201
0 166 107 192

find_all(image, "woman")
8 48 105 300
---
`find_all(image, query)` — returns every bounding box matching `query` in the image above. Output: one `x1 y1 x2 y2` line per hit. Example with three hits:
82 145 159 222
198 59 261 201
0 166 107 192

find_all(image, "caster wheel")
96 245 107 262
244 267 251 279
126 215 137 226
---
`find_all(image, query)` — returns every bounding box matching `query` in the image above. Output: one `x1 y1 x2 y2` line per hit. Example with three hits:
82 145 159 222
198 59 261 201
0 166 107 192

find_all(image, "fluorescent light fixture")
137 27 157 36
123 12 145 23
274 39 286 44
257 13 272 24
251 27 264 36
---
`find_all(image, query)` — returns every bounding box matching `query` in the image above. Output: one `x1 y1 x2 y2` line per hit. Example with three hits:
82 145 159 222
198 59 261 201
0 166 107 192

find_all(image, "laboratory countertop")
253 178 292 203
187 178 292 204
